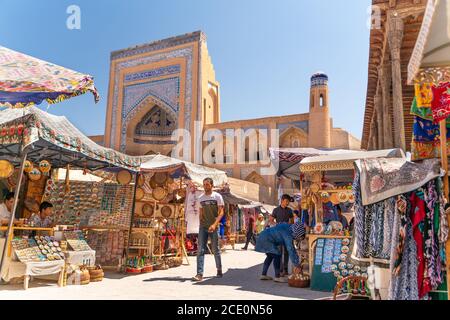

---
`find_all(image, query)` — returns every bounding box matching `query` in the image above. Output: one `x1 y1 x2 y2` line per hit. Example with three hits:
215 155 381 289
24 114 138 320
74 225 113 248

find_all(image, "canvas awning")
139 154 228 187
0 107 140 171
269 148 356 180
219 192 252 206
0 46 99 108
408 0 450 84
300 149 405 172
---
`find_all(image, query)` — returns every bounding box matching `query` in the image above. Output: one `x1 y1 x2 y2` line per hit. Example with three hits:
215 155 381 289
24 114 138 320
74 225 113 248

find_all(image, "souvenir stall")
349 157 448 300
0 107 139 288
408 0 450 299
124 154 228 273
298 149 405 287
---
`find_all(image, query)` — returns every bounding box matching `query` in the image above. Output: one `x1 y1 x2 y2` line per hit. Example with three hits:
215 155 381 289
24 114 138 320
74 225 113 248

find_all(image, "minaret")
308 72 331 148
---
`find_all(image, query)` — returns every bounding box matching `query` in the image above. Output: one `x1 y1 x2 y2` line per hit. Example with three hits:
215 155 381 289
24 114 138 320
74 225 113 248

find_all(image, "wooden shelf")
128 246 150 249
319 189 353 193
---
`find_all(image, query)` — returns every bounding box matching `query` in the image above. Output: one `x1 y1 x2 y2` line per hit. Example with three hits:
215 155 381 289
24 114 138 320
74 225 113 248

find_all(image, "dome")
311 72 328 86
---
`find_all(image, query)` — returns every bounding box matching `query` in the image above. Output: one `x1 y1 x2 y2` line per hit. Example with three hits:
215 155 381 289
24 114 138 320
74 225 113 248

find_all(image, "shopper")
242 216 255 250
255 213 266 235
271 194 294 276
29 201 54 228
256 221 306 282
192 178 225 282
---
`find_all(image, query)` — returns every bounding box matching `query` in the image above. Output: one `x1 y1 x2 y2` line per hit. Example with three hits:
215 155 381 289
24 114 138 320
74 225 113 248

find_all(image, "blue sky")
0 0 371 139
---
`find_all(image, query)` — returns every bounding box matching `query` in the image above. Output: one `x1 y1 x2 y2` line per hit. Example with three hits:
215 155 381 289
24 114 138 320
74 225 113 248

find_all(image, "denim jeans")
262 253 281 278
280 245 289 273
197 227 222 275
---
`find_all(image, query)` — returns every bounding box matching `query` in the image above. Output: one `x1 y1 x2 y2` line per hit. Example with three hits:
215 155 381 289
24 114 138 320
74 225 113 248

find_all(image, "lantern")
39 160 51 173
28 167 42 181
24 160 34 173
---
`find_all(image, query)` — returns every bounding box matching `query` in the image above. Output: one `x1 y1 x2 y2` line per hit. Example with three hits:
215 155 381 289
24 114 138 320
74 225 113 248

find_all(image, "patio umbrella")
0 45 99 108
0 46 100 275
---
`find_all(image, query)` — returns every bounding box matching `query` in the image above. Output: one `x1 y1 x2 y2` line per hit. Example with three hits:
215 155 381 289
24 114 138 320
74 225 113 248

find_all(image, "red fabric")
409 193 428 298
431 82 450 123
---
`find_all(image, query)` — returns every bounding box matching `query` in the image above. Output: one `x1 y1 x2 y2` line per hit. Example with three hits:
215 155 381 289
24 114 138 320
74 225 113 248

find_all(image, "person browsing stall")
192 177 225 282
256 221 306 282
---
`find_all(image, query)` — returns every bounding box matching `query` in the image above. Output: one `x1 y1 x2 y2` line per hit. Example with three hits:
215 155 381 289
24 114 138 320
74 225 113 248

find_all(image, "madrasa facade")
91 31 360 197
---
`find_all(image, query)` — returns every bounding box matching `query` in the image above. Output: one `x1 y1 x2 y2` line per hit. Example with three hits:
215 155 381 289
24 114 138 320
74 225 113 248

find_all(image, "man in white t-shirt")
192 178 224 282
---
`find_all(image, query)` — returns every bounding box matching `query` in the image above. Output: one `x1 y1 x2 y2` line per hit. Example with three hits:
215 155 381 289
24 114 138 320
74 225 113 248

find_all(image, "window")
320 94 324 107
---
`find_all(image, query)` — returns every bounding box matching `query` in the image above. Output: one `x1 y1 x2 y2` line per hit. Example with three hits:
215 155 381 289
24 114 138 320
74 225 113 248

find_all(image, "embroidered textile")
431 82 450 123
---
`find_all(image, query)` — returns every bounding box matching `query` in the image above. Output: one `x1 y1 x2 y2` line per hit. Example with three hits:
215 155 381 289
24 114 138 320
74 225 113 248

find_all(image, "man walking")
192 178 224 282
271 194 294 277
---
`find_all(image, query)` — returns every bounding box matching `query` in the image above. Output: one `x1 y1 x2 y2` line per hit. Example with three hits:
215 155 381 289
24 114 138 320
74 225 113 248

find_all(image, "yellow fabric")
415 83 433 108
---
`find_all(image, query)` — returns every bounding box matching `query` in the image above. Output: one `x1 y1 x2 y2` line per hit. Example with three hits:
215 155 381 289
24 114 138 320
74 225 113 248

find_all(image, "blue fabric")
255 223 300 266
413 116 450 143
197 227 222 275
301 210 309 226
262 253 281 277
0 90 67 105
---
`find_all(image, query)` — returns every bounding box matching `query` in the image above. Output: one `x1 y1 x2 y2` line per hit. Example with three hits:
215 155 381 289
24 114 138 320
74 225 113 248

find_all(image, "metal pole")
123 171 139 273
0 151 28 275
441 120 450 300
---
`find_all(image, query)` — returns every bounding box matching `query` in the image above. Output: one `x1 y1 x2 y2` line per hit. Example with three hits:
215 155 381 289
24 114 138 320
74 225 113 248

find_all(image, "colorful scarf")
431 82 450 123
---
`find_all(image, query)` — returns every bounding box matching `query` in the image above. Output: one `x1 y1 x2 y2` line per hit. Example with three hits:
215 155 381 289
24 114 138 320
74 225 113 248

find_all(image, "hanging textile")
431 82 450 123
355 157 441 206
389 196 419 300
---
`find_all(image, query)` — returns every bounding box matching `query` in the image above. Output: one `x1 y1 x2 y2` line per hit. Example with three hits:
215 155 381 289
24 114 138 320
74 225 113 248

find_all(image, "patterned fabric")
412 116 450 143
415 83 433 108
290 221 306 240
392 196 409 276
0 107 140 171
431 82 450 123
0 46 99 108
389 202 419 301
355 158 441 206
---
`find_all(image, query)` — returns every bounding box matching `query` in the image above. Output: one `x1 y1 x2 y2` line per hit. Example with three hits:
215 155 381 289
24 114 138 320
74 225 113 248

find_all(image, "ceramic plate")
347 263 354 269
341 270 349 277
341 238 350 246
338 262 347 270
341 246 350 254
339 254 347 261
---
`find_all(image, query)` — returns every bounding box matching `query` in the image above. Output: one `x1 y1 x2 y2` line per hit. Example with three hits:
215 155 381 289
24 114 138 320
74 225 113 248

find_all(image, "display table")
0 238 65 290
65 250 96 266
306 234 352 276
0 226 54 257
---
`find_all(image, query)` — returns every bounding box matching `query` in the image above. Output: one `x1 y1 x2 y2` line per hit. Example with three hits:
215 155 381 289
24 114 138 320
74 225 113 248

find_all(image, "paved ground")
0 244 331 300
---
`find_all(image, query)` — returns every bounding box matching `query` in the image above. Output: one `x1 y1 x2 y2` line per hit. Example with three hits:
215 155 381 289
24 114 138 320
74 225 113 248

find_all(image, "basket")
288 278 310 288
80 268 90 285
126 267 141 274
88 266 104 282
141 265 153 273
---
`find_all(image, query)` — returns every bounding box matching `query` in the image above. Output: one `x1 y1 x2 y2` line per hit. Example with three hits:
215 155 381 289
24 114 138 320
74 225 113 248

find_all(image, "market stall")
123 154 228 273
408 0 450 299
298 149 405 285
0 107 140 288
350 157 448 300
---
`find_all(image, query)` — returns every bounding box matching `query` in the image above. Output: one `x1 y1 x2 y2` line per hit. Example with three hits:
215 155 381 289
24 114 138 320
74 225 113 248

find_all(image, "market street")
0 244 329 300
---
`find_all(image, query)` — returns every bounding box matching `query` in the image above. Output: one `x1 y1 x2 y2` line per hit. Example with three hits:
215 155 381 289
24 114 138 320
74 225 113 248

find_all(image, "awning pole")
123 171 139 273
440 120 449 199
439 119 450 301
0 150 28 275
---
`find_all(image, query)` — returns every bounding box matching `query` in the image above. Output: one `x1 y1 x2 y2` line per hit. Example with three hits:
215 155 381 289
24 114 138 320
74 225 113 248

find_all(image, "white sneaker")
260 275 273 281
274 277 288 283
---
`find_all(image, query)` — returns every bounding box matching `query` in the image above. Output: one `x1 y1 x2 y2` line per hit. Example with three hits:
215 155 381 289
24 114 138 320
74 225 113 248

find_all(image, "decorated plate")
339 254 347 261
338 262 347 270
41 249 48 255
135 188 145 201
341 246 350 254
142 204 154 218
314 223 325 234
355 272 361 277
341 238 350 246
341 270 349 277
152 187 168 201
333 271 341 278
348 270 355 276
161 205 173 218
347 263 354 269
354 266 361 272
338 192 349 203
331 264 338 271
117 170 132 185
